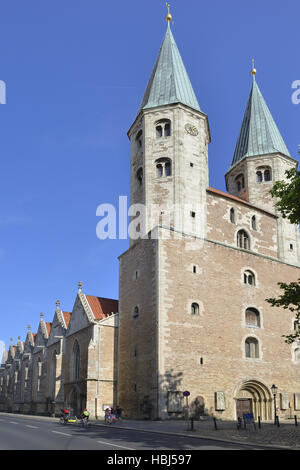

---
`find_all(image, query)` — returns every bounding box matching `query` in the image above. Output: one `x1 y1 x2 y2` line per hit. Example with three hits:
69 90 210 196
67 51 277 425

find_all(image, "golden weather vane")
165 2 173 24
251 58 257 77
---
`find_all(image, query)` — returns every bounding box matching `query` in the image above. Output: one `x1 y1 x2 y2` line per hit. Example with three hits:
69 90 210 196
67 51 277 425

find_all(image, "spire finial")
165 2 172 23
251 58 257 78
40 312 44 320
56 300 60 311
27 324 31 331
78 281 83 293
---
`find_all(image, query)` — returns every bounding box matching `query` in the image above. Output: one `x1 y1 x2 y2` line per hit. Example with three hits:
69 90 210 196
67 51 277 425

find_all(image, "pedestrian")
115 405 122 421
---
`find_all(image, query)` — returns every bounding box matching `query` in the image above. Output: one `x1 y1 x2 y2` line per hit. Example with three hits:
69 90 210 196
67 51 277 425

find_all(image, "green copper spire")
231 71 291 167
138 22 201 114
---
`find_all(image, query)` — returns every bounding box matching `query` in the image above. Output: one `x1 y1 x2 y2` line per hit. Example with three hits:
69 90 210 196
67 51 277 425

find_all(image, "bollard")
295 415 298 427
213 417 218 430
190 418 194 431
258 416 261 429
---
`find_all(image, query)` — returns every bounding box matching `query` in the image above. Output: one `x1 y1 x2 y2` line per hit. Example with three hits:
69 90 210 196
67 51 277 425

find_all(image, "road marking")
52 431 72 437
96 440 135 450
26 425 39 429
9 421 18 424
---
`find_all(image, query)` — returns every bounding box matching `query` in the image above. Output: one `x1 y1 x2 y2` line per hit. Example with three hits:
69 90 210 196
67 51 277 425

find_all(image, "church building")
1 9 300 422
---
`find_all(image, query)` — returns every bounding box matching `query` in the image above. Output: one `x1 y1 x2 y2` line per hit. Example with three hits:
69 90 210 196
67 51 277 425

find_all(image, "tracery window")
71 340 80 381
136 167 143 186
235 174 245 192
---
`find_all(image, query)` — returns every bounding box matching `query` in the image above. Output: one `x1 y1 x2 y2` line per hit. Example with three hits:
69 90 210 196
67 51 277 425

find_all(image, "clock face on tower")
185 123 199 136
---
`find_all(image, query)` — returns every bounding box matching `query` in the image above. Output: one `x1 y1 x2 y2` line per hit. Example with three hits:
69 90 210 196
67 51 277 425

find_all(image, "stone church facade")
1 17 300 421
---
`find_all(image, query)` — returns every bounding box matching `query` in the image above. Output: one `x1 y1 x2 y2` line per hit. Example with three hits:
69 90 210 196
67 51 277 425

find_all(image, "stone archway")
234 379 273 421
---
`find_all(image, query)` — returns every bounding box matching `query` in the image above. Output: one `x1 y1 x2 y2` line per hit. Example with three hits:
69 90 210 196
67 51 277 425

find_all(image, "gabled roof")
85 295 118 321
231 77 291 167
138 23 201 115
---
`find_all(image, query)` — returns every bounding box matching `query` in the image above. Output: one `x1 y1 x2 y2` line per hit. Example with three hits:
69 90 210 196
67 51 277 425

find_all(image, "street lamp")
271 384 278 425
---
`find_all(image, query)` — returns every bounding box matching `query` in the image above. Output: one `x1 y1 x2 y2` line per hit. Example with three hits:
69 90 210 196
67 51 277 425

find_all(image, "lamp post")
271 384 278 425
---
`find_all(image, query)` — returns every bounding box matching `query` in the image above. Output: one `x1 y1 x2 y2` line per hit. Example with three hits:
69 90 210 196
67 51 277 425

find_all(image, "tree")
266 167 300 343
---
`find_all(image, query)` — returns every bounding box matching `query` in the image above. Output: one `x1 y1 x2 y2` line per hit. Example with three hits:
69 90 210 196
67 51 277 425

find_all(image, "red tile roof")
45 322 52 336
85 296 118 320
207 187 277 218
62 312 71 328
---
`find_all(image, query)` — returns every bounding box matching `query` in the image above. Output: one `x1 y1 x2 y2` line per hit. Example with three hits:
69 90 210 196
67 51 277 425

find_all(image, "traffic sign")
183 391 190 397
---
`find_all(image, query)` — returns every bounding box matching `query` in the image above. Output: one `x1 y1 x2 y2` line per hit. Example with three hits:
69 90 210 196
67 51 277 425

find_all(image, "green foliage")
266 280 300 344
266 168 300 344
270 168 300 224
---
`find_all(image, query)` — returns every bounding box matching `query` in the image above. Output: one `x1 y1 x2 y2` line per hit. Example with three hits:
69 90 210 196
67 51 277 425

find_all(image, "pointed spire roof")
138 23 201 114
231 73 291 167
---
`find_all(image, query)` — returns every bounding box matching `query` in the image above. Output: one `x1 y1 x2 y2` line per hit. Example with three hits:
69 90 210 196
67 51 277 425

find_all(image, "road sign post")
183 391 190 429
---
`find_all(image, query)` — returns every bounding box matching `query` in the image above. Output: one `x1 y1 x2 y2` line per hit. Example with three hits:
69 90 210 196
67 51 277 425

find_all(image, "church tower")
127 11 210 243
225 63 300 265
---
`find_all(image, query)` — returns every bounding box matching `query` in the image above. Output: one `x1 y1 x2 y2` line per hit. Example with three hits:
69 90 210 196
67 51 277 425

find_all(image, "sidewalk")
90 416 300 449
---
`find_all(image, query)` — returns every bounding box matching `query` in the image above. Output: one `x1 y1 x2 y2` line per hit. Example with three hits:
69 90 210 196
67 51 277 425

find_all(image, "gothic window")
244 270 256 286
155 119 171 138
245 308 260 327
230 208 235 224
49 351 57 399
237 230 250 250
264 169 271 181
71 340 80 381
191 303 199 315
155 158 172 178
251 215 257 231
136 167 143 185
245 337 259 358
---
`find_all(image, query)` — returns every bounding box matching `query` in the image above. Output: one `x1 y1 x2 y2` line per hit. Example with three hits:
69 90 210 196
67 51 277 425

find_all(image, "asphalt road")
0 414 268 451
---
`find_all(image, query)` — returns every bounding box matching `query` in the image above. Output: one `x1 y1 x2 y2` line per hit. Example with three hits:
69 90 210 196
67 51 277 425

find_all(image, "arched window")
245 308 260 327
165 160 171 176
155 158 172 178
245 337 259 358
156 125 163 139
256 171 263 183
235 174 245 192
251 216 257 231
256 166 272 183
136 167 143 186
230 208 235 224
155 119 171 138
294 348 300 362
244 270 256 286
133 306 139 318
135 130 143 148
71 340 80 381
237 230 250 250
191 303 199 315
156 163 163 178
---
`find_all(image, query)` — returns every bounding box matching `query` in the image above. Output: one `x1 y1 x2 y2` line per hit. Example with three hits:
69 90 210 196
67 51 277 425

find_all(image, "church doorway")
234 379 273 420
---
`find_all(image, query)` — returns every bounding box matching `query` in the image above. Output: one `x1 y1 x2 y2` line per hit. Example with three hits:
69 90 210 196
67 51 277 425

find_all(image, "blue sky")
0 0 299 348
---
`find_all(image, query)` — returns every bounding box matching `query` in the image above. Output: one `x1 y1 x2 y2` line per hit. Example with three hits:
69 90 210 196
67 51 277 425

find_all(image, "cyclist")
59 408 70 424
80 408 90 427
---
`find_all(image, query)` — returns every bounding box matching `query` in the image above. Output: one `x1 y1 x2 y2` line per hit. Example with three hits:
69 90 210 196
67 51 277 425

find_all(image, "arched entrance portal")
234 380 273 421
66 385 86 417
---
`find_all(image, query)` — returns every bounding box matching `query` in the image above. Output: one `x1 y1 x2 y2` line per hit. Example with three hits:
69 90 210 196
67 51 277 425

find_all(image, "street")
0 414 271 451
